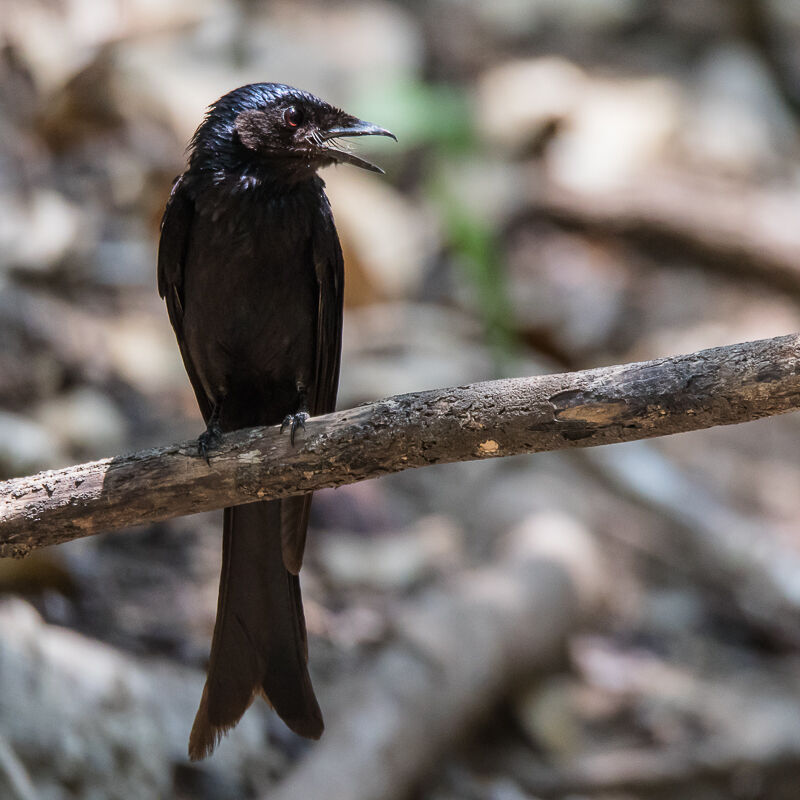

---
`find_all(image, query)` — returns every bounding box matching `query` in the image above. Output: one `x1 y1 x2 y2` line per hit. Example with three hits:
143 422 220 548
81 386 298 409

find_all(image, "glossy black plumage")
158 83 393 759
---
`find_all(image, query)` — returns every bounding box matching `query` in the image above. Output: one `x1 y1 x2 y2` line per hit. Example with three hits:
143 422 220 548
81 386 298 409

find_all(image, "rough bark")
2 334 800 557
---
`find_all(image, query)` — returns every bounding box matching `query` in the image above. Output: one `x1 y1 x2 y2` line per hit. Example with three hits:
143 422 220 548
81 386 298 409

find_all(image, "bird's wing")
157 175 191 306
158 175 213 421
158 175 212 422
311 191 345 417
280 193 345 575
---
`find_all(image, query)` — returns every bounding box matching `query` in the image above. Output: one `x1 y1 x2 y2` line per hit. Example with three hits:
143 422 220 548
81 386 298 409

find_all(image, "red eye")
284 106 303 127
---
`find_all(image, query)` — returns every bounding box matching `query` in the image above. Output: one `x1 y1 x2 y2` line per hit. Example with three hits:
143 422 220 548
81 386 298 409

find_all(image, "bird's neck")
191 162 324 200
188 166 327 235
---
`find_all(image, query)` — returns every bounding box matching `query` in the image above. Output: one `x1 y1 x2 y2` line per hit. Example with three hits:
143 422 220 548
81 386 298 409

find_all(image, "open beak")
320 119 396 174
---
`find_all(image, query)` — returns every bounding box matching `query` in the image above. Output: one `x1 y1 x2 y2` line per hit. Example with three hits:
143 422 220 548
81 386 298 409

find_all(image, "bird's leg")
198 401 224 464
281 409 309 445
281 383 310 446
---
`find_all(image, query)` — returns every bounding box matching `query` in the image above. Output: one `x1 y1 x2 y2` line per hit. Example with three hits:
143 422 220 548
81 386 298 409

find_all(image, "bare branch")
2 333 799 557
527 178 800 297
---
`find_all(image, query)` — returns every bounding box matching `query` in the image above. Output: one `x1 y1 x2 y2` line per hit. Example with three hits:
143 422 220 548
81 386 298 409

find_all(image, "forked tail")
188 500 323 760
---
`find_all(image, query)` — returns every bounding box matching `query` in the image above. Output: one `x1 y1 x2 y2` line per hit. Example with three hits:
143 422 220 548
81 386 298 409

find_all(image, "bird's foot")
280 411 309 445
198 422 223 464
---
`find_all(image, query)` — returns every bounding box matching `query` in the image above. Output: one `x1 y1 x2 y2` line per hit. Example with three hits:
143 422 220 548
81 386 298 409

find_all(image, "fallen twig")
524 177 800 297
581 443 800 644
265 516 603 800
493 740 800 799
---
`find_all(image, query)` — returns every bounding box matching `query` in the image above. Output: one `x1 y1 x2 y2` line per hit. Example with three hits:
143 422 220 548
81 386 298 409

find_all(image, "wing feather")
158 175 213 422
280 193 344 574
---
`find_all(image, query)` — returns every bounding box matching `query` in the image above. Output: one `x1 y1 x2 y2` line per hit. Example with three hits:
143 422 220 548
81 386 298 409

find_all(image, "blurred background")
3 0 800 798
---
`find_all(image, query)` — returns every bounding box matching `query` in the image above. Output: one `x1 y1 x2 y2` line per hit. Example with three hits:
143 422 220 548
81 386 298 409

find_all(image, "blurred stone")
0 190 85 272
0 291 66 409
0 598 278 799
105 311 187 396
506 224 632 362
313 480 416 534
533 0 641 30
115 37 252 148
325 169 436 304
571 636 695 705
34 387 128 458
479 58 680 191
0 548 74 596
115 1 421 150
446 0 641 40
486 777 534 800
2 0 215 93
39 43 183 177
0 288 119 391
624 269 800 364
656 416 800 548
659 0 738 33
38 48 126 152
317 515 463 590
255 1 423 98
91 231 154 288
680 43 798 179
315 605 387 650
476 57 586 153
340 303 492 404
0 411 64 476
0 738 39 800
767 0 800 28
472 0 548 37
546 76 680 193
439 157 528 228
514 675 582 757
639 588 706 636
104 148 149 208
571 635 800 759
504 511 605 612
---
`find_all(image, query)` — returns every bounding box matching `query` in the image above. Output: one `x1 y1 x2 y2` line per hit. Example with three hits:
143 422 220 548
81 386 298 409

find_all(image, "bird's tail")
188 499 323 760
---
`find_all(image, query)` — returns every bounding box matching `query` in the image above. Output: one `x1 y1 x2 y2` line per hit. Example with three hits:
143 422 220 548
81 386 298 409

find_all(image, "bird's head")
190 83 395 180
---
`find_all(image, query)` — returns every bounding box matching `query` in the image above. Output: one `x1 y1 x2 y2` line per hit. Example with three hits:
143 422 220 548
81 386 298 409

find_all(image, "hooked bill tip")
321 121 396 142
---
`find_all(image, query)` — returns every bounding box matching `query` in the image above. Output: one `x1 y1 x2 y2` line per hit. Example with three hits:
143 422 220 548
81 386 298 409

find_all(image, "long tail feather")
188 500 323 760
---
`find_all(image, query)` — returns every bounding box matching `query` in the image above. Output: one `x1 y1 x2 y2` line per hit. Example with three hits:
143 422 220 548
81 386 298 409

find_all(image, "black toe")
280 412 309 445
198 424 223 464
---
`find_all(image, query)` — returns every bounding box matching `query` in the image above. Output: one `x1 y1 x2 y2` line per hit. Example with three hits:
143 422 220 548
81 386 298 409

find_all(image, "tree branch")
2 334 799 558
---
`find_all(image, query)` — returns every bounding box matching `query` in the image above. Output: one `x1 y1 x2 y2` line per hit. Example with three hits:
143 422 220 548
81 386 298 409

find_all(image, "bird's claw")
280 411 309 445
198 424 223 464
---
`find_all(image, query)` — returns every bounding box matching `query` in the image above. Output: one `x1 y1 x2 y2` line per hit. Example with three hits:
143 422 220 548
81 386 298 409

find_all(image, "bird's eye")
284 106 303 128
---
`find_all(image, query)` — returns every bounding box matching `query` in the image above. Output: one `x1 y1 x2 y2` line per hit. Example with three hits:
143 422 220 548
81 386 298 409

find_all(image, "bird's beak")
320 120 396 174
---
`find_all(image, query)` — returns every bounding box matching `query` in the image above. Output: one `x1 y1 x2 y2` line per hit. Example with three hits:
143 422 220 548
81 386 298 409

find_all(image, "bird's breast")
180 180 324 424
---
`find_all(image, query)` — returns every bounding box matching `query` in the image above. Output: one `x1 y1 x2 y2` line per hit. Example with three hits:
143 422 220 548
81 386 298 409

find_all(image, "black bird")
158 83 394 760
